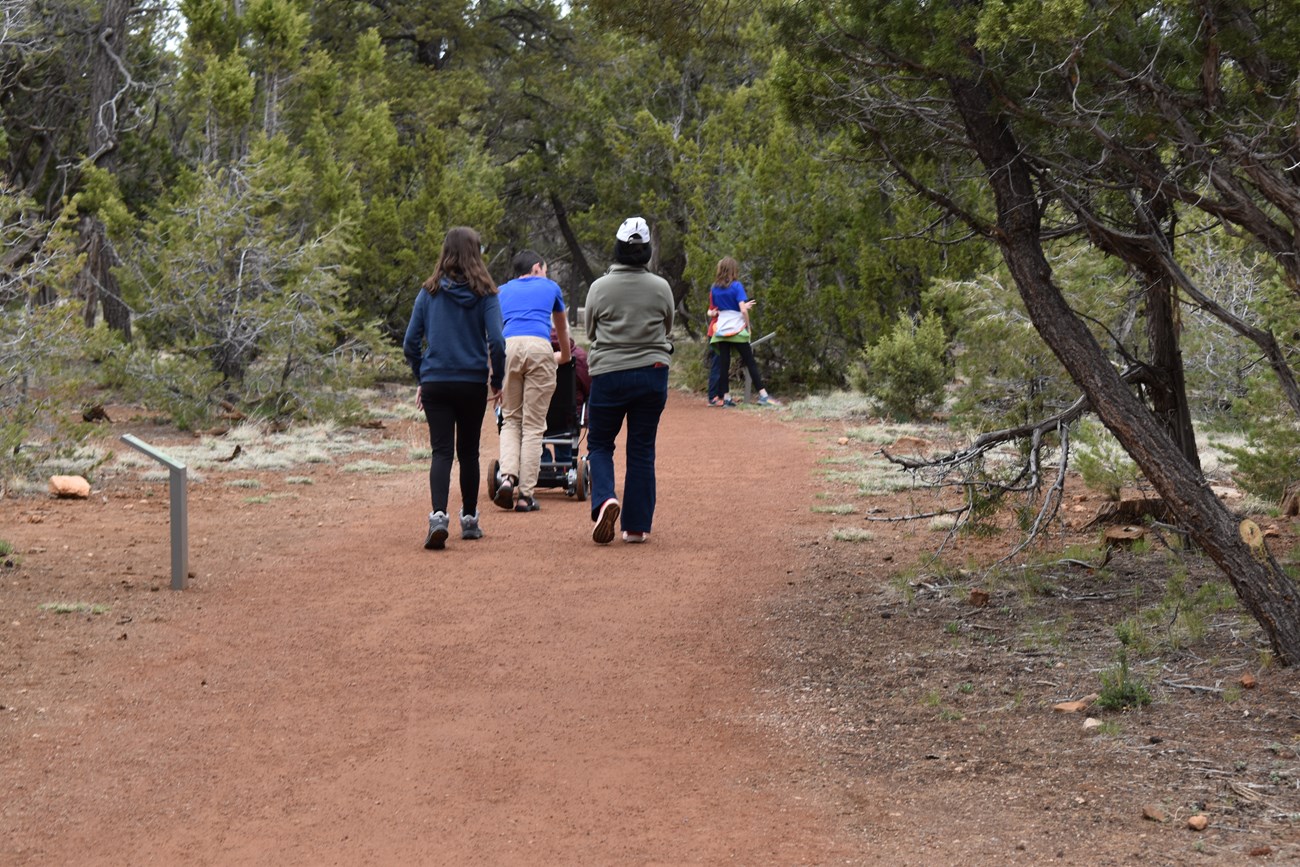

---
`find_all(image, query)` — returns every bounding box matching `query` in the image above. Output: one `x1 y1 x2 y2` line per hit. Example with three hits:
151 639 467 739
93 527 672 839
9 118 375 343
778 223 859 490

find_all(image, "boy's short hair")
511 250 545 277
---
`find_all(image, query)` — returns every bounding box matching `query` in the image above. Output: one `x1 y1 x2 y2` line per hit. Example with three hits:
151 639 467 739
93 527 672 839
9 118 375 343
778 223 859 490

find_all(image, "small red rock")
1240 672 1257 689
891 435 931 452
1054 701 1089 714
1142 804 1168 822
1188 815 1208 831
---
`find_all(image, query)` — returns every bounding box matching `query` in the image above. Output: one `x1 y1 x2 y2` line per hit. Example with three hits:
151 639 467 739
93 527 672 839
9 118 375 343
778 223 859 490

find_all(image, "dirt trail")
2 392 864 865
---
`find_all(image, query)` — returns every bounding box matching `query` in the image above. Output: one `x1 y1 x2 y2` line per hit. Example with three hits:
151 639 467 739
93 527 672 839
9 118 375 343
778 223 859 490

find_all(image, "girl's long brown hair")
423 226 497 297
713 256 739 288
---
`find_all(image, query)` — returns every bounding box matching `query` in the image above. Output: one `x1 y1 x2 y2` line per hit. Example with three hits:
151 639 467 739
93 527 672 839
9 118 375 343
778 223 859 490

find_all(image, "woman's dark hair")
424 227 497 296
613 240 652 267
713 256 739 287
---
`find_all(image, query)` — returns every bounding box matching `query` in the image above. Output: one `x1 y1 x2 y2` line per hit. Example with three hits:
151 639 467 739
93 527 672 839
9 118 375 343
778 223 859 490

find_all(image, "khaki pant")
499 336 558 498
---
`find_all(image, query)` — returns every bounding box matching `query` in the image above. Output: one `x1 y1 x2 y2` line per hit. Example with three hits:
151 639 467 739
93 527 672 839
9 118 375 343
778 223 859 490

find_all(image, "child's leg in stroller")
552 435 573 465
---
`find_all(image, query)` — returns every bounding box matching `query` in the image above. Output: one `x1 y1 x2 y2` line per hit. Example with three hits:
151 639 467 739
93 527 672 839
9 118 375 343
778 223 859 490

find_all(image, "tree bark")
73 0 132 339
947 71 1300 663
549 192 596 292
1142 270 1200 471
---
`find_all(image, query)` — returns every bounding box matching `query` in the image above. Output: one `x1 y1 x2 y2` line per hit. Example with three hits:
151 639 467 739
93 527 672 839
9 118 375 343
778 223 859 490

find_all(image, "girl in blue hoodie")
403 227 507 550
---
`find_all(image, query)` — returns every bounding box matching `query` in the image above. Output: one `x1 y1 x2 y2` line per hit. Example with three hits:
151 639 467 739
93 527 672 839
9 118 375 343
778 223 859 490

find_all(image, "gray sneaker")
460 510 483 540
424 510 449 550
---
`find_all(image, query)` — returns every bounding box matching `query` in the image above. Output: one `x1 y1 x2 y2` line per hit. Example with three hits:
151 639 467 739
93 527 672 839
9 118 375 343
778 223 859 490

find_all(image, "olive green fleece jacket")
584 264 675 377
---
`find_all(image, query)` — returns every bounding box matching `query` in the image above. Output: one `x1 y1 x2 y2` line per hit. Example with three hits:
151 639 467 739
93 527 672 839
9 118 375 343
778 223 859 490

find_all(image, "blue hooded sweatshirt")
402 277 506 390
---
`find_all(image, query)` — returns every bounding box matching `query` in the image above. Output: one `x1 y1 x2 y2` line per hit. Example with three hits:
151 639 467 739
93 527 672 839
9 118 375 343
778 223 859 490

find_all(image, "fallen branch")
865 506 967 523
1161 679 1224 694
880 394 1090 471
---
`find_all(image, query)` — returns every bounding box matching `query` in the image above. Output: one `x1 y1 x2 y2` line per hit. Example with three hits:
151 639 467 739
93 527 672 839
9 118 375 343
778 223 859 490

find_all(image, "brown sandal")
493 476 516 510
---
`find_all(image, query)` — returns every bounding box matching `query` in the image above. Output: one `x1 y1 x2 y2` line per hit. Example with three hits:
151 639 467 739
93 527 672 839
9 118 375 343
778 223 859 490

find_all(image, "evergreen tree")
770 0 1300 661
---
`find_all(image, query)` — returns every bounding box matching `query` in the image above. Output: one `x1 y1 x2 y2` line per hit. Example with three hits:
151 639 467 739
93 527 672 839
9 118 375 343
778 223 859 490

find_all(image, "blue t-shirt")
711 280 748 311
499 275 567 340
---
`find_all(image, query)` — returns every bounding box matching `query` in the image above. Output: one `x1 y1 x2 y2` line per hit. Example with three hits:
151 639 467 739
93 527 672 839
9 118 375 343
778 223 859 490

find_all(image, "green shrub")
1 308 99 493
670 340 713 394
1096 650 1152 710
1073 418 1141 501
861 311 948 420
1220 386 1300 501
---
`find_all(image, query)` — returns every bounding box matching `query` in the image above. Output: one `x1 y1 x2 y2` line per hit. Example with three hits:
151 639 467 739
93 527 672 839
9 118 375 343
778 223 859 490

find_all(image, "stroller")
486 359 591 502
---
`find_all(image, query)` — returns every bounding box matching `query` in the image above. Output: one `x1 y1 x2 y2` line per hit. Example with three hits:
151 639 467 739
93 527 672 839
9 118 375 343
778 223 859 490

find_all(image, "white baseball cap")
616 216 651 243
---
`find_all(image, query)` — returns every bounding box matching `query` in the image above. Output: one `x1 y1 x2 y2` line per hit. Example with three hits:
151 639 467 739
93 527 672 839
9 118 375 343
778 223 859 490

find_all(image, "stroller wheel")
576 456 590 502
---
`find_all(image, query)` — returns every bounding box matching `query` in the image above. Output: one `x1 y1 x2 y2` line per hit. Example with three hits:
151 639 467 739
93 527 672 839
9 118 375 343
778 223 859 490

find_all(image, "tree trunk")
74 0 132 340
947 72 1300 663
549 192 596 292
1143 271 1199 470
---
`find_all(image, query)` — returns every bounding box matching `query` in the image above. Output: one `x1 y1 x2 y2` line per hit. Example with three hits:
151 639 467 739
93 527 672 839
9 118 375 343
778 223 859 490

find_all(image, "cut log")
1281 482 1300 517
214 445 242 463
1084 495 1169 528
81 404 111 423
1104 525 1146 548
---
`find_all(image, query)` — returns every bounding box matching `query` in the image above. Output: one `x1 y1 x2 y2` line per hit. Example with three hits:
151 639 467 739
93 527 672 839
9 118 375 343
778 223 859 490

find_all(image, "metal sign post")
743 330 778 404
120 434 189 590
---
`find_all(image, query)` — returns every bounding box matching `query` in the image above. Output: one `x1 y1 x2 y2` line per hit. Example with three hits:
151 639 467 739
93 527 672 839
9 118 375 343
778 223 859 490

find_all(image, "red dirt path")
2 392 863 865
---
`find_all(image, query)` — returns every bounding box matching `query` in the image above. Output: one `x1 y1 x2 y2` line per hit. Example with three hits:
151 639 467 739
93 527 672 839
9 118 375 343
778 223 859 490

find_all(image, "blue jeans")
587 365 669 534
713 340 764 395
707 347 724 401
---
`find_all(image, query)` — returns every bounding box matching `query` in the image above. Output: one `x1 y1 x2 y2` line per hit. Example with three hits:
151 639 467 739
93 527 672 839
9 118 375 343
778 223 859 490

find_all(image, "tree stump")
1085 495 1169 528
1281 482 1300 517
1103 525 1146 548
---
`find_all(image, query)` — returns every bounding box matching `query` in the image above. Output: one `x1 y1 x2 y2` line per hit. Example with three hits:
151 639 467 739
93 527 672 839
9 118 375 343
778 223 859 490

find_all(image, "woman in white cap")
583 216 676 544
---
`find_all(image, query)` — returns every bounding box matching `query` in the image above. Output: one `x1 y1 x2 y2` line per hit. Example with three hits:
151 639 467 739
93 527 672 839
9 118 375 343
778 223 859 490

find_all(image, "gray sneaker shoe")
460 510 483 540
424 510 449 550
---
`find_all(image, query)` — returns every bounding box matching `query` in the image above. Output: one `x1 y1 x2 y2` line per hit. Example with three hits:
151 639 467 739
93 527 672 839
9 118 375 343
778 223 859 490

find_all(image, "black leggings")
420 381 488 516
713 341 764 395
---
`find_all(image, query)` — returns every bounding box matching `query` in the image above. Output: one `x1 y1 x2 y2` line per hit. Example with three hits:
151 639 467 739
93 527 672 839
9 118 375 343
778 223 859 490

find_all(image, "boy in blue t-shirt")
493 250 571 512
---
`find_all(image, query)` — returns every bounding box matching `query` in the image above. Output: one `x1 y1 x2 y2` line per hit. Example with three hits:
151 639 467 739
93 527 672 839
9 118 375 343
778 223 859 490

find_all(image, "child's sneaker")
757 393 781 406
460 511 483 540
424 511 449 550
622 531 649 544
